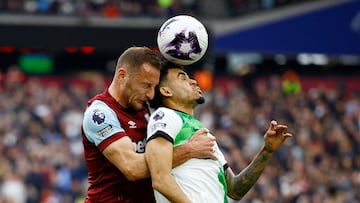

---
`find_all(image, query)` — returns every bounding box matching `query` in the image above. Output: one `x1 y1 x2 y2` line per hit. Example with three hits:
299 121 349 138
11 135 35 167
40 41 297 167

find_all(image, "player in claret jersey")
81 46 217 203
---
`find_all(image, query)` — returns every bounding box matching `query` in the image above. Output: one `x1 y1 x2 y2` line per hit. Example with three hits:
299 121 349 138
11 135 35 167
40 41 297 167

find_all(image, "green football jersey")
147 107 229 203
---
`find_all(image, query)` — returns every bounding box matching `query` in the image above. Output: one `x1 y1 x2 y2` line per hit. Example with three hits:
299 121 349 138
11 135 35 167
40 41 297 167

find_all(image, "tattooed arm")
226 120 292 200
225 146 272 200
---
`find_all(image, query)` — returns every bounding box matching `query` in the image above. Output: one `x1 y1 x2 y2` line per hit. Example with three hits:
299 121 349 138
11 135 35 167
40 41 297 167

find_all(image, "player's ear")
159 86 172 97
116 67 127 81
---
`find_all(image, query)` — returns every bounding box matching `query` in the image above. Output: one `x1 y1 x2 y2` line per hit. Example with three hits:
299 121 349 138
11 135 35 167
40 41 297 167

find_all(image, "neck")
165 100 195 115
108 82 127 108
177 107 194 116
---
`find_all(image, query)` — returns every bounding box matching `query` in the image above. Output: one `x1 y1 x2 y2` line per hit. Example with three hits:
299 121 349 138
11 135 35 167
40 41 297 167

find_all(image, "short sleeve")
82 100 124 146
147 107 182 143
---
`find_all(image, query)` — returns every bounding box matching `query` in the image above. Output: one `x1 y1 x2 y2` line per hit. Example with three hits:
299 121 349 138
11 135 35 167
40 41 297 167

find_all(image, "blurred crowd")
0 64 359 203
0 65 99 203
0 0 315 18
200 74 360 203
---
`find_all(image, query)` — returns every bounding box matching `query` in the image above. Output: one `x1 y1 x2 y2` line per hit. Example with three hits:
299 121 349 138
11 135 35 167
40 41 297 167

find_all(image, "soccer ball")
157 15 208 66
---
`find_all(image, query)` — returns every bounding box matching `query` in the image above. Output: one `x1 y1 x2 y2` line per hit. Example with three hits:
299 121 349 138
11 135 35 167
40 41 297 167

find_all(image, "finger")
270 120 277 130
190 133 215 142
276 124 288 129
275 125 288 132
283 133 293 138
208 153 218 160
194 128 209 136
208 137 216 142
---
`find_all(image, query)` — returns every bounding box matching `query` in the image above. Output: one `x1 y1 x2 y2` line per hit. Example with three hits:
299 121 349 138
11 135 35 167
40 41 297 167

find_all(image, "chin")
196 96 205 104
131 102 145 111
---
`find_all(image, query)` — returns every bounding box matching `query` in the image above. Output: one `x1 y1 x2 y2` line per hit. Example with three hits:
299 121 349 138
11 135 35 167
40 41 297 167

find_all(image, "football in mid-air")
157 15 208 66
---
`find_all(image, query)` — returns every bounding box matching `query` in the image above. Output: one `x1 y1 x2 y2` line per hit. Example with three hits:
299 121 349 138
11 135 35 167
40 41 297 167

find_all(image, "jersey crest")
92 109 105 125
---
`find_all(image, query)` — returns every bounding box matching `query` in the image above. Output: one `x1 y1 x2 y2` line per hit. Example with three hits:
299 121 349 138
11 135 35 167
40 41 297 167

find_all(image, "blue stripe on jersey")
82 100 124 146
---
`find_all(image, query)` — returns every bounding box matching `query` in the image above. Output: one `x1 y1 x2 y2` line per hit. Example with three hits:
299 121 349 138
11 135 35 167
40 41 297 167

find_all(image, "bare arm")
172 128 217 167
103 136 149 181
145 137 192 203
225 146 272 200
102 128 215 181
226 120 292 200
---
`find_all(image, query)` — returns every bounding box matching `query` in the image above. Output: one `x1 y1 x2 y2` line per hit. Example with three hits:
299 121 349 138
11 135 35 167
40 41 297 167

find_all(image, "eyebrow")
177 71 188 78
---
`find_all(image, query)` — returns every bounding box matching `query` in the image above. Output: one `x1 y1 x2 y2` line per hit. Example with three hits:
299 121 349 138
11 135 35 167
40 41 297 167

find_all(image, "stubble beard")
196 96 205 105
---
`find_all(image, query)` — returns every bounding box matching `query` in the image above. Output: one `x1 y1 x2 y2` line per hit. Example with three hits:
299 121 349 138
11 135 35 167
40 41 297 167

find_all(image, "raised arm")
226 120 292 200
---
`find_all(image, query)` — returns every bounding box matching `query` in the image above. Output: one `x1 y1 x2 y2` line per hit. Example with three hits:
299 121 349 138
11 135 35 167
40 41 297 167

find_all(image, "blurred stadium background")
0 0 359 202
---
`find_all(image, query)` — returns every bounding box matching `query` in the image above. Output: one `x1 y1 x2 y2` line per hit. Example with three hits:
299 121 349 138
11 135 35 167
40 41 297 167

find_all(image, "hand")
263 120 292 153
188 128 217 160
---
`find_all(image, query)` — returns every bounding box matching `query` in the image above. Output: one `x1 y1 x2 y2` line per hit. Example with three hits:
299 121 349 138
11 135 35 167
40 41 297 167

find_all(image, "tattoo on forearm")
226 151 271 200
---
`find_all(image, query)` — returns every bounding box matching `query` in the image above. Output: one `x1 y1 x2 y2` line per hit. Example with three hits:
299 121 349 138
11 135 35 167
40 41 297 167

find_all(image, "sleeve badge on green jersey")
153 110 165 121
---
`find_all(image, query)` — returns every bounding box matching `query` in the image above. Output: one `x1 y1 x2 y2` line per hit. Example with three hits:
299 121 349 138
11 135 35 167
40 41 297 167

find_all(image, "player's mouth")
136 99 146 106
194 87 202 95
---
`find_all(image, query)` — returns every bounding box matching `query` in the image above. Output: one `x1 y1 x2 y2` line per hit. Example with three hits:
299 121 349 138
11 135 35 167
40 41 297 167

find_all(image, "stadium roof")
212 0 360 55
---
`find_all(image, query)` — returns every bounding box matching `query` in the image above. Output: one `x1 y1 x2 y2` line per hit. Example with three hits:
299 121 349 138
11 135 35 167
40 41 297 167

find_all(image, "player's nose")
146 87 155 100
189 78 197 85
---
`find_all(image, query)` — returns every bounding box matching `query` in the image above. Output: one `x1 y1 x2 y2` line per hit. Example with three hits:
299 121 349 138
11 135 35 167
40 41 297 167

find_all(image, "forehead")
167 68 188 78
136 63 160 81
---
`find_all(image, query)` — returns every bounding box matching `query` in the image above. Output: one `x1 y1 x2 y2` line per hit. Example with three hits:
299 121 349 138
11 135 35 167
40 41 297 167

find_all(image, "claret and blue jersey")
82 89 154 203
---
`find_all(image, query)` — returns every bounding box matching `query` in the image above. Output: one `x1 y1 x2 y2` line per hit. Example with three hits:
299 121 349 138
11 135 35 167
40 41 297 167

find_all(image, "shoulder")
147 107 183 142
85 100 115 118
82 100 125 145
148 107 183 132
83 100 120 132
150 107 180 121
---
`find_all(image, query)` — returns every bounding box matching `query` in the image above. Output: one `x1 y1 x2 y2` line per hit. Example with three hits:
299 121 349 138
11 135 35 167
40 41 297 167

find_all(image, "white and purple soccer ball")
157 15 208 66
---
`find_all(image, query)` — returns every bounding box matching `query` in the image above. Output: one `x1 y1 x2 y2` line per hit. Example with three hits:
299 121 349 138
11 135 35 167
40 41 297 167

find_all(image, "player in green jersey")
145 60 292 203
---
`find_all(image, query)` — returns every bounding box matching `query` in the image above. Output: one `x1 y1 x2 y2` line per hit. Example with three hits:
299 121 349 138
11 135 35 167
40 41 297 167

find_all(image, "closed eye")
178 72 190 80
142 83 155 89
